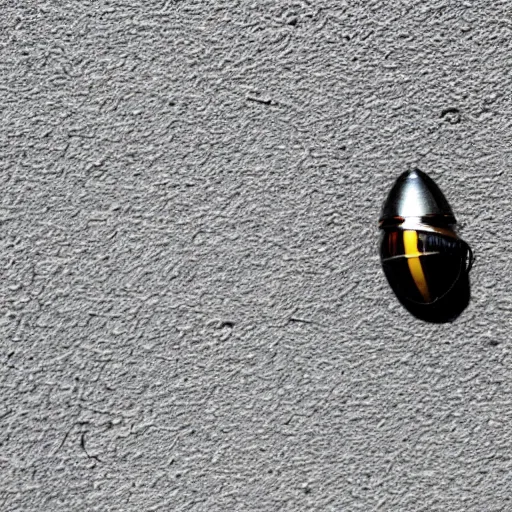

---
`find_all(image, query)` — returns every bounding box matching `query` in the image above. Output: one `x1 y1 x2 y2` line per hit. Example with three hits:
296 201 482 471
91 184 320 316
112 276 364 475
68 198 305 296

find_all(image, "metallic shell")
379 169 456 230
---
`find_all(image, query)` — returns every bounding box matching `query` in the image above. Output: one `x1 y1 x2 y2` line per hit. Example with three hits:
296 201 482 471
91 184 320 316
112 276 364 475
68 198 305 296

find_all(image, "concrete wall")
2 1 512 510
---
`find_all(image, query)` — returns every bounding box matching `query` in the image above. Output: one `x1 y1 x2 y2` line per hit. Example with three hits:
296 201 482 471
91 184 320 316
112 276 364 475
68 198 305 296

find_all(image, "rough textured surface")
1 1 512 510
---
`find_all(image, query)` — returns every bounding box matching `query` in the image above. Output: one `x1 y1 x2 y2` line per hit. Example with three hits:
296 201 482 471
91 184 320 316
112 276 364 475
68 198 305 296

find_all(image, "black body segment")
381 230 470 304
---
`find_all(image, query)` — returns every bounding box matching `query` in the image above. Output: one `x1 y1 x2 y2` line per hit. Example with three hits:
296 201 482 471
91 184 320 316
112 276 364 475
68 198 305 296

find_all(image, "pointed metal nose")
379 169 456 224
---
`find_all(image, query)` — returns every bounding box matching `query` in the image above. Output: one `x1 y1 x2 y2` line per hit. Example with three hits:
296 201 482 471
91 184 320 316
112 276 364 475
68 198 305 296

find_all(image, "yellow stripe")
403 230 430 302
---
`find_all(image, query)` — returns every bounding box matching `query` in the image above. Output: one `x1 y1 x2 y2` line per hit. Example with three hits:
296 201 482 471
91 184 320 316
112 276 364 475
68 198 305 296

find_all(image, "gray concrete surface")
1 1 512 510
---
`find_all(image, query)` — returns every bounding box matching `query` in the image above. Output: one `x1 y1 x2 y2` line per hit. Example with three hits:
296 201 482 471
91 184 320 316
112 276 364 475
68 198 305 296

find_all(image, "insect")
379 169 473 308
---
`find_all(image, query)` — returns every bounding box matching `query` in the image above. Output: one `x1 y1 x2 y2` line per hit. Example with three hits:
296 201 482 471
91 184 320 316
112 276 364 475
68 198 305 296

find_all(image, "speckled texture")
1 1 512 510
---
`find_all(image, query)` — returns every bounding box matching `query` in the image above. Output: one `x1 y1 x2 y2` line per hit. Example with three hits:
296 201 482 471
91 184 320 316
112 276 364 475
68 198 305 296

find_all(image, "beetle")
379 169 473 307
